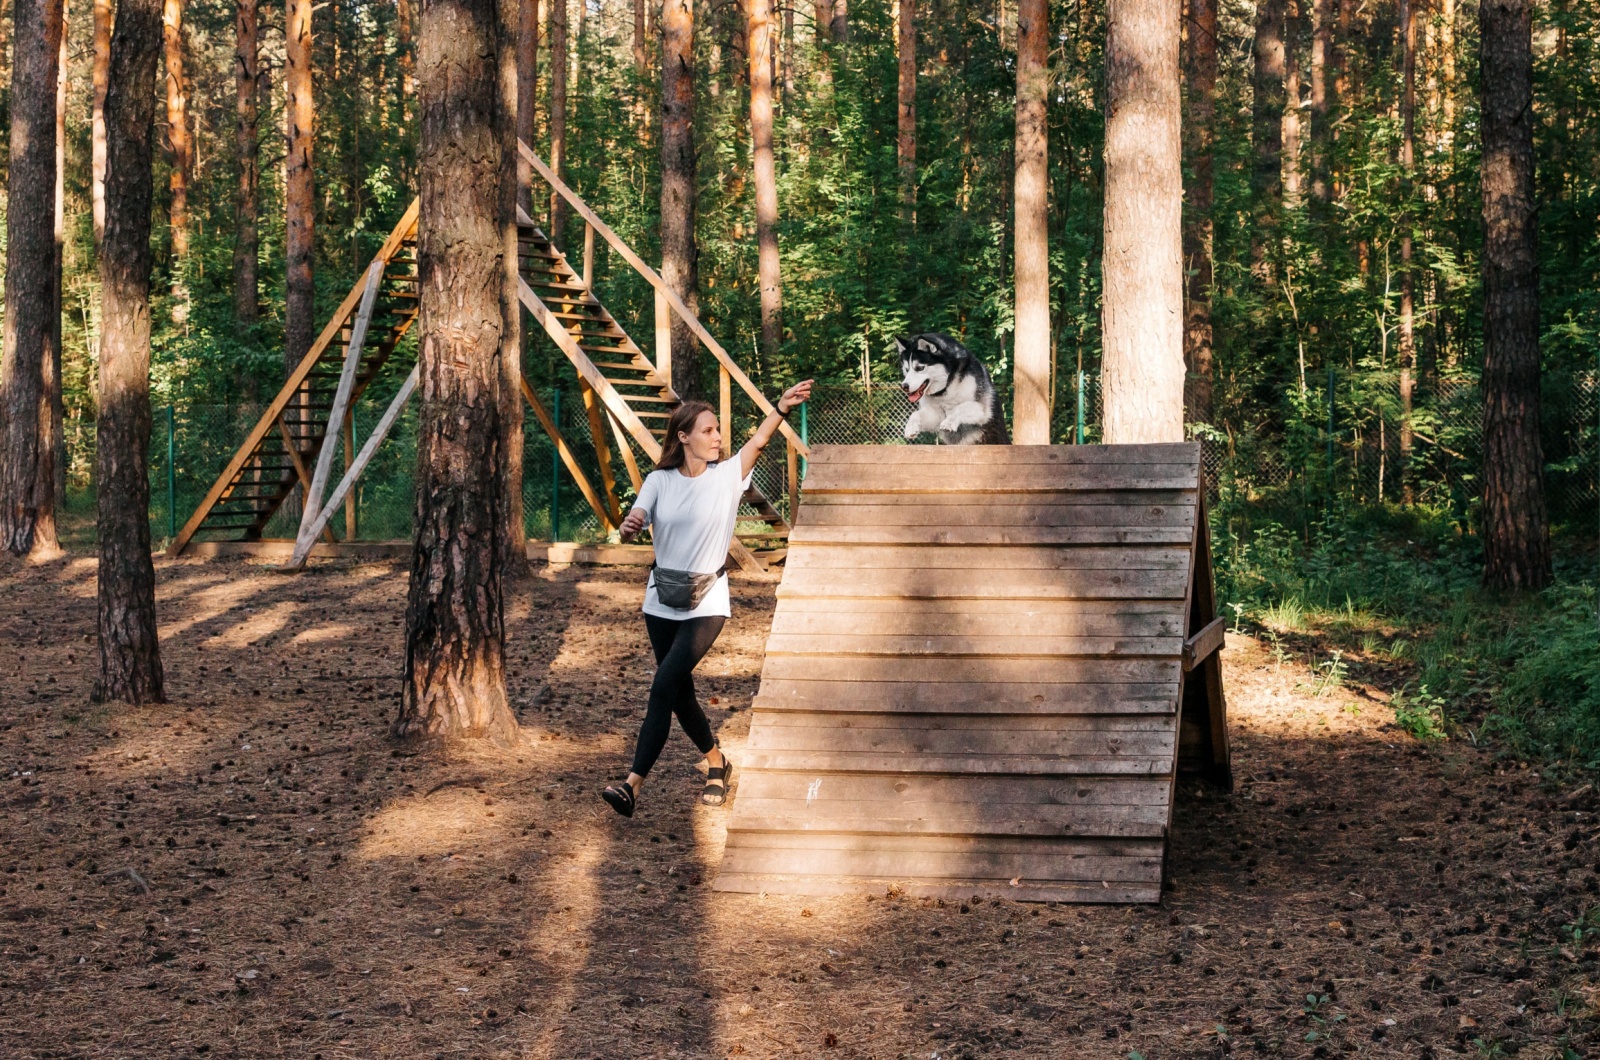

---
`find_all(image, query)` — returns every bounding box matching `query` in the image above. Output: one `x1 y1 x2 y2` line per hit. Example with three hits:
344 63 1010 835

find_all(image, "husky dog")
897 332 1010 445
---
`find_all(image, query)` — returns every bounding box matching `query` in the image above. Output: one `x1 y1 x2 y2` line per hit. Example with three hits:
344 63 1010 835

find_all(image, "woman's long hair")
655 400 717 470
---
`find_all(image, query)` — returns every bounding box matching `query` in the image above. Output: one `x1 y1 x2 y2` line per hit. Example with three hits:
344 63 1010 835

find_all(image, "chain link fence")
53 371 1598 549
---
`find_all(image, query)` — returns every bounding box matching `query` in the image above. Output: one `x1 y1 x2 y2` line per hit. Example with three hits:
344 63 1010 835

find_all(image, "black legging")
630 614 727 778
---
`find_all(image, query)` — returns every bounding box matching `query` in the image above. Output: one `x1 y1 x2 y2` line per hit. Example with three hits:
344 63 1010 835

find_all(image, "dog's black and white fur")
897 332 1010 445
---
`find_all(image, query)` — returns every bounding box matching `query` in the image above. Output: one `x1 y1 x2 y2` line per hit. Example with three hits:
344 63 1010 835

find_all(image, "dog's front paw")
903 415 925 441
938 414 966 435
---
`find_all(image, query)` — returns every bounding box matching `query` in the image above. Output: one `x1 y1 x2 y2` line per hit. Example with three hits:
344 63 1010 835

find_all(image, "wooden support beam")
521 378 615 534
787 440 799 525
654 287 671 388
580 379 624 526
582 222 595 288
277 418 336 546
720 365 733 460
286 366 420 569
607 407 645 493
1182 616 1225 672
342 413 357 540
295 259 383 558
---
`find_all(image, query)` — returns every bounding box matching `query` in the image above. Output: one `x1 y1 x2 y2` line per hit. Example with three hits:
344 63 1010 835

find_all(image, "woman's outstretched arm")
739 380 813 478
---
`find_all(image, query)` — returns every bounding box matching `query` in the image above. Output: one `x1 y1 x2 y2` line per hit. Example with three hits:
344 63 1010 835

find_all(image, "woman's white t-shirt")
634 458 753 619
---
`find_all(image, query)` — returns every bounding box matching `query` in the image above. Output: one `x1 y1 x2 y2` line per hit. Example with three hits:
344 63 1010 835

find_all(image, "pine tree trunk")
1102 0 1184 444
0 0 65 559
1250 0 1284 278
549 0 568 245
660 0 701 394
1281 0 1301 206
830 0 846 42
51 0 66 507
95 0 166 703
1478 0 1548 590
896 0 915 212
397 0 415 106
633 0 645 72
749 0 781 363
398 0 519 747
1183 0 1217 424
234 0 260 328
518 0 539 214
1398 0 1415 495
163 0 191 289
1308 0 1329 204
92 0 111 244
499 0 526 572
1012 0 1049 443
284 0 314 378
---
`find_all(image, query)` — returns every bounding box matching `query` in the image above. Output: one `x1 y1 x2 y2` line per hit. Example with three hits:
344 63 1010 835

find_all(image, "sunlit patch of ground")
1 554 1597 1058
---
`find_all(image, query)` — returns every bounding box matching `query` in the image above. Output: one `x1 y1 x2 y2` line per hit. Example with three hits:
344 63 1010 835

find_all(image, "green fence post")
799 401 809 476
1326 363 1336 491
551 388 561 542
1075 371 1085 445
166 404 176 540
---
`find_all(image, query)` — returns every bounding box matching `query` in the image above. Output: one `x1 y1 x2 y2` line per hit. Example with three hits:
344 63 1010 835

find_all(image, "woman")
601 380 813 817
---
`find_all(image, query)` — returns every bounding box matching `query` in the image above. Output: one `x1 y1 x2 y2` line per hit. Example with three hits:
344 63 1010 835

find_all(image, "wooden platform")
716 443 1230 904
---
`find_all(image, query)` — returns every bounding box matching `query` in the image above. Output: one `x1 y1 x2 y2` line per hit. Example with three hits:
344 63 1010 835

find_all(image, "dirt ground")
2 554 1598 1059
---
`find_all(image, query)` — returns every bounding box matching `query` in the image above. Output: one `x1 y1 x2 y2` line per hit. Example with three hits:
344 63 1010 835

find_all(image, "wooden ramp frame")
717 443 1230 905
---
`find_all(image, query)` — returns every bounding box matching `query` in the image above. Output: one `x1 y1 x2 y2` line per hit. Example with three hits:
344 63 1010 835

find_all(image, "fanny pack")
650 563 727 610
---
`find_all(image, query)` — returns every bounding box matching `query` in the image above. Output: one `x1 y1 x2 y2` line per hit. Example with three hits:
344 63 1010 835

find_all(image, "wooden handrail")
518 139 810 459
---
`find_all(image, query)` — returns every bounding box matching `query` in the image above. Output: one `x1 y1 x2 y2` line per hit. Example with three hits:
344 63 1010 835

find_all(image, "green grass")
1213 498 1600 776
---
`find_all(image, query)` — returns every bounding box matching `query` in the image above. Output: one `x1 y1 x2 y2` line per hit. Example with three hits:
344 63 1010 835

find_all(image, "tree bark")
1183 0 1217 424
749 0 781 363
163 0 191 278
632 0 645 72
284 0 314 378
830 0 846 42
660 0 700 394
1398 0 1415 492
51 0 66 506
397 0 415 105
1308 0 1329 204
0 0 65 559
234 0 260 327
499 0 526 572
896 0 915 212
1012 0 1049 443
548 0 568 245
1281 0 1301 207
1478 0 1548 590
517 0 538 214
1250 0 1284 277
93 0 112 244
95 0 166 703
1102 0 1184 444
398 0 519 746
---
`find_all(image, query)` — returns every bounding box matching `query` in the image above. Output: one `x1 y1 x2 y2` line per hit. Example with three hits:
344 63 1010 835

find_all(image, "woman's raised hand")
619 507 648 542
778 379 814 414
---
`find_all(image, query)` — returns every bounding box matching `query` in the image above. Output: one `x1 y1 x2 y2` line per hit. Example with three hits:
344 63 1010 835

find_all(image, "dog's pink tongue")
908 383 926 403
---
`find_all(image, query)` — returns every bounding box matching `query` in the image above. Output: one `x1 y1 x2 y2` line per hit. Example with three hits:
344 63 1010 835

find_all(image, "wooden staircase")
169 148 805 561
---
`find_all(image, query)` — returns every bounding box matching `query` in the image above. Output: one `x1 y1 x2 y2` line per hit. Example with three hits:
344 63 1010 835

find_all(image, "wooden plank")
777 566 1188 601
168 198 420 556
763 633 1182 657
738 750 1173 776
710 873 1159 904
733 771 1172 807
1183 615 1226 671
800 489 1195 509
579 379 624 526
752 711 1175 733
727 805 1170 839
789 525 1194 546
760 654 1179 685
720 839 1163 882
743 724 1175 760
802 462 1199 493
807 442 1200 465
784 544 1190 572
769 601 1183 639
752 679 1177 715
606 406 645 493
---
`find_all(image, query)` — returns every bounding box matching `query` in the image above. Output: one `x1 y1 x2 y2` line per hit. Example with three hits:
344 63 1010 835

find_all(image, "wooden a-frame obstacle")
168 141 808 567
718 443 1230 904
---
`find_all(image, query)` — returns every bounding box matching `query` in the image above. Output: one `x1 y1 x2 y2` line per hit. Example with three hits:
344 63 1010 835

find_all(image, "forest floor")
2 555 1599 1060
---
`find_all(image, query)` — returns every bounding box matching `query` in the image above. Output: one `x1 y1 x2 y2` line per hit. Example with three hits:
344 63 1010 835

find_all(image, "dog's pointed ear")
894 337 908 355
916 338 938 354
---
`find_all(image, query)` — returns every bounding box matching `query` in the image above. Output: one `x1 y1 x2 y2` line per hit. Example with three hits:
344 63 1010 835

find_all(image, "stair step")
591 361 654 372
